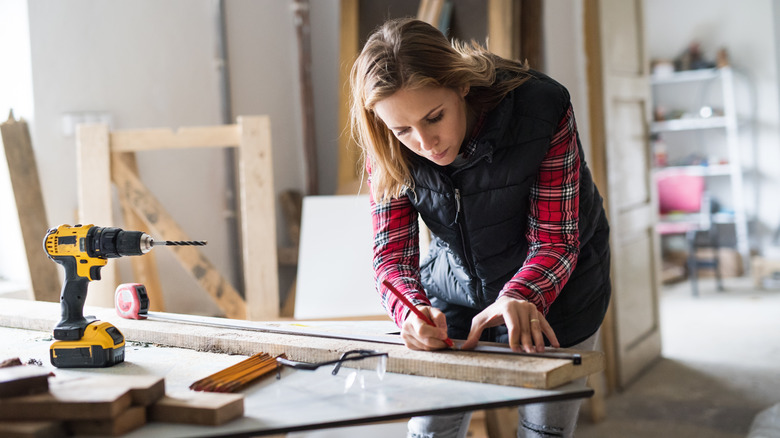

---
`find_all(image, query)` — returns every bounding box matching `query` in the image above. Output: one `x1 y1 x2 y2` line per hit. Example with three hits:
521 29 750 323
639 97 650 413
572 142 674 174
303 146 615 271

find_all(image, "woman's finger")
529 313 546 352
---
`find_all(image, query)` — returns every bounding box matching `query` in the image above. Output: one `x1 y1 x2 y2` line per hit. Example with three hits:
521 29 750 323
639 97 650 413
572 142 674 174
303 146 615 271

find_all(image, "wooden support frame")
0 112 61 302
75 117 278 320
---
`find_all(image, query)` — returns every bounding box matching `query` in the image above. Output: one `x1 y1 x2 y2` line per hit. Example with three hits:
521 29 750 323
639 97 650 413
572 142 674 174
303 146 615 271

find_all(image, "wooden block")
0 420 66 438
0 366 49 399
110 375 165 406
0 377 132 421
67 406 145 436
149 392 244 426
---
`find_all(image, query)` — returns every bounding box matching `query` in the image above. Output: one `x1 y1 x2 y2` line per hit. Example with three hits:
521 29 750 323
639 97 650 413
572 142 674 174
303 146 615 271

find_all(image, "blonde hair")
350 18 530 204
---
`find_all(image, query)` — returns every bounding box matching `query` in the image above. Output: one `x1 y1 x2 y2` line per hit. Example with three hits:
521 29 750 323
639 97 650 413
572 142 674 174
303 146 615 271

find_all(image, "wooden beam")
75 123 117 308
115 152 166 312
0 298 605 390
109 126 240 152
0 112 60 302
488 0 517 59
520 0 544 69
238 116 279 320
293 0 319 195
336 0 363 195
111 155 246 320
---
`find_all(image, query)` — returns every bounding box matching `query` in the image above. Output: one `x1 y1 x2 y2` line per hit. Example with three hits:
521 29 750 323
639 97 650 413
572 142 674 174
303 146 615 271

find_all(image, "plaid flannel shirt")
370 105 581 327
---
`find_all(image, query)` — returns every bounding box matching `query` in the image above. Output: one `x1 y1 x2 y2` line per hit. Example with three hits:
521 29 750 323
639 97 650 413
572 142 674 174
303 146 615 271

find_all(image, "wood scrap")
103 375 165 407
67 406 145 437
0 378 132 421
149 392 244 426
0 366 49 399
0 358 22 368
0 420 66 438
0 111 61 302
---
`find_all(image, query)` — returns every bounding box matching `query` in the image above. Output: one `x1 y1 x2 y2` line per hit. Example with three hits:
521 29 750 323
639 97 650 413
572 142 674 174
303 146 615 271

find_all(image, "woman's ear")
460 85 470 97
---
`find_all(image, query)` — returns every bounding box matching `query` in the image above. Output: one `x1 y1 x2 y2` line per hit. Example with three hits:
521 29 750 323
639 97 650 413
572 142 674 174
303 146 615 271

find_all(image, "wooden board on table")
0 381 131 421
0 374 163 422
66 406 146 436
0 420 66 438
0 366 49 398
149 392 244 426
0 299 605 389
68 405 146 437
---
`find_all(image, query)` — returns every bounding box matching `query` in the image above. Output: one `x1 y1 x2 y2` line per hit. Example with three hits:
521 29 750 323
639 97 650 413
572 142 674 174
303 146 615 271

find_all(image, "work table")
0 298 602 437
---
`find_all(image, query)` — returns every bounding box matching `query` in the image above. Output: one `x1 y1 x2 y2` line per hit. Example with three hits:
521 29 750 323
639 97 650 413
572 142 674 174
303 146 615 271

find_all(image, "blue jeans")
407 330 601 438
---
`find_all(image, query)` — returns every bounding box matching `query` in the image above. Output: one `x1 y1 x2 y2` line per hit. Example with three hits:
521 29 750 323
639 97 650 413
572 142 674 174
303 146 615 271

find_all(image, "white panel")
295 195 386 319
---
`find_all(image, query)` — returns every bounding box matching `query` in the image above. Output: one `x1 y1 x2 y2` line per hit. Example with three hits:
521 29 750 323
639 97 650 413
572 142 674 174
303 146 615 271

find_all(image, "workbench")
0 298 601 437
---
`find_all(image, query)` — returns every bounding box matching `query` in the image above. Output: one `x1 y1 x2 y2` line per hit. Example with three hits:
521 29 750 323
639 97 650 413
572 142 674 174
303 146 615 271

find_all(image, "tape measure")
115 283 149 320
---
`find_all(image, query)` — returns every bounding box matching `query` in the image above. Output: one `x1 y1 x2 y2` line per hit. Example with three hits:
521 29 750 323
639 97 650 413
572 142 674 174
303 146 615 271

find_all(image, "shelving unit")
650 66 750 271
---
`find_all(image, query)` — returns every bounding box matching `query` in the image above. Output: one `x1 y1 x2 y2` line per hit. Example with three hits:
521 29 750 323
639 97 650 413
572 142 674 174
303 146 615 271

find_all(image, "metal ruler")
138 311 582 365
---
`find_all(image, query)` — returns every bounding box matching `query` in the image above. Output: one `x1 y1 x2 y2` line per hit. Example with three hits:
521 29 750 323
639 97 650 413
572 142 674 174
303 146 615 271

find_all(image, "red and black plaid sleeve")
498 104 581 314
368 168 430 327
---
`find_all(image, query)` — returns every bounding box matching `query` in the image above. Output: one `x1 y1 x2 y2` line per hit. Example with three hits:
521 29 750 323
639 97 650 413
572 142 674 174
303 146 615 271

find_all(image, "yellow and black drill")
43 224 206 368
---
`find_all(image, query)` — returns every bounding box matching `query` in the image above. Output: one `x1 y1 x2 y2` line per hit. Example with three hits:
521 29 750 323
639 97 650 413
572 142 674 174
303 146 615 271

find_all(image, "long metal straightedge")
140 312 582 365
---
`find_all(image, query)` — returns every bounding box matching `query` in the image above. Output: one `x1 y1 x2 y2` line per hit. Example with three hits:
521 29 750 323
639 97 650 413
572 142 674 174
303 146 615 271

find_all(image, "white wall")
645 0 780 255
544 0 591 161
19 0 314 314
0 0 34 287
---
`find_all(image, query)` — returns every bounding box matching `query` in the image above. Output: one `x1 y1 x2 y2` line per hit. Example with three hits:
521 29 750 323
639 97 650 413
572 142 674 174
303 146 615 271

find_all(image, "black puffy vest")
407 70 611 347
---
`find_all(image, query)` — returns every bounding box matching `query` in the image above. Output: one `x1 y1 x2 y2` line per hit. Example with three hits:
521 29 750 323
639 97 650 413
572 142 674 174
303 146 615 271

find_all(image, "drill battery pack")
50 321 126 368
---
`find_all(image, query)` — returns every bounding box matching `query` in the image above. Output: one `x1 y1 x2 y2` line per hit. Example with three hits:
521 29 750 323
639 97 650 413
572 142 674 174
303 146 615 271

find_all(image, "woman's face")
373 85 469 166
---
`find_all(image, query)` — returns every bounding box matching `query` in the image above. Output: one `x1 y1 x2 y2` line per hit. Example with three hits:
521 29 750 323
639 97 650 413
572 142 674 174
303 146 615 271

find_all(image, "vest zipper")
453 188 478 303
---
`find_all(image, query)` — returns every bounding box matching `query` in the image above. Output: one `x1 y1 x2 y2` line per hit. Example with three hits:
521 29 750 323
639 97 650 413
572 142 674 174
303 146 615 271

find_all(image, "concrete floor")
576 276 780 438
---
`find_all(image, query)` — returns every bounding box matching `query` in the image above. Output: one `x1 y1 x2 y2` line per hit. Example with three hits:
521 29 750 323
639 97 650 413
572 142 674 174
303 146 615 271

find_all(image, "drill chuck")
88 227 154 258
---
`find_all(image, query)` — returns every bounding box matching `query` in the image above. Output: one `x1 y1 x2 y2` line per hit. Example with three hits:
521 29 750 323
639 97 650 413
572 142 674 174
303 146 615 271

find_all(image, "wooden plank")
109 125 240 152
520 0 544 69
111 156 246 320
67 405 145 436
149 393 244 426
293 0 319 195
75 123 117 308
0 366 49 398
0 113 61 302
238 116 279 320
0 378 132 421
0 420 66 438
116 375 165 406
115 152 166 312
336 0 363 195
488 0 516 59
0 299 604 390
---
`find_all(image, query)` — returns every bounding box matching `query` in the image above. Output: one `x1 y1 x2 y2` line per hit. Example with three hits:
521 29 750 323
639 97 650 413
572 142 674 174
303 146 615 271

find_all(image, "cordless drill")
43 224 206 368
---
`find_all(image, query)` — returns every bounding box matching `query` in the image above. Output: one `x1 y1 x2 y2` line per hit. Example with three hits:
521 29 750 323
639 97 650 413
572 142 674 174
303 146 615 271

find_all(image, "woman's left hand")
460 296 560 353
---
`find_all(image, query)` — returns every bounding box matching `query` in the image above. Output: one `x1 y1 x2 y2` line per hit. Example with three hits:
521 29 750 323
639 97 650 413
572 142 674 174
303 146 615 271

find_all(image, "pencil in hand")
382 279 454 348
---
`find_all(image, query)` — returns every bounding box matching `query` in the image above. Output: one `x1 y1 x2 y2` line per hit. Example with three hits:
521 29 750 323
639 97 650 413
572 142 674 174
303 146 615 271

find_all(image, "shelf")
651 116 729 132
653 165 732 177
658 212 735 226
651 68 722 85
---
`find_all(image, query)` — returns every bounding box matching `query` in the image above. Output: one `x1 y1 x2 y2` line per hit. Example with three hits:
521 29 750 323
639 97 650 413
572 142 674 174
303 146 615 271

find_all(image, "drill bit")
152 240 208 247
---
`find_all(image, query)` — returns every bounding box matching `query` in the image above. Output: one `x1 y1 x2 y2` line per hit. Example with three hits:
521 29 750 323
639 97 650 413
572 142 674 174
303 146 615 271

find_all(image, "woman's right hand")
400 305 451 350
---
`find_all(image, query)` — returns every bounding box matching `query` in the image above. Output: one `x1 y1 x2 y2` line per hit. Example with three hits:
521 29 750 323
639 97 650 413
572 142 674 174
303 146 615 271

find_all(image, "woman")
350 18 611 438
